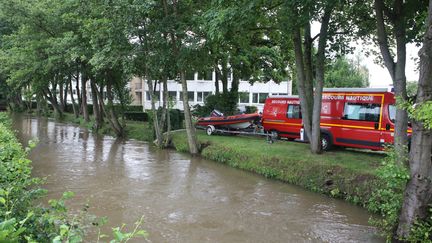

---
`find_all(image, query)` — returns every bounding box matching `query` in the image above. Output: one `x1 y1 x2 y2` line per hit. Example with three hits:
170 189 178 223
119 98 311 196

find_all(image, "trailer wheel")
206 125 215 136
321 133 333 151
270 130 279 140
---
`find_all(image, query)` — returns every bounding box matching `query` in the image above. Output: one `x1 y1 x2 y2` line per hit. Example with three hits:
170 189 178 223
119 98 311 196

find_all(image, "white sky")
311 23 421 88
348 42 420 87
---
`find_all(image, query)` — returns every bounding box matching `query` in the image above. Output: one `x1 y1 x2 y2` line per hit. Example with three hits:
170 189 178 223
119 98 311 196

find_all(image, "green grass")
172 130 386 207
124 120 154 142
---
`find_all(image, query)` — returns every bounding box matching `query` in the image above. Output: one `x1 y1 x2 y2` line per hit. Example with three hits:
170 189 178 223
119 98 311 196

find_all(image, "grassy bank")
171 130 385 206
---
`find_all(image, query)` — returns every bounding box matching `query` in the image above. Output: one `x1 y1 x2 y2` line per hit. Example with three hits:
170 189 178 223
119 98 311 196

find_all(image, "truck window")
287 105 302 119
389 105 396 122
343 103 381 122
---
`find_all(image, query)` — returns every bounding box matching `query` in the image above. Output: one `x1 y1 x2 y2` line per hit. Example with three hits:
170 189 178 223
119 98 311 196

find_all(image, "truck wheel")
271 130 279 140
321 133 333 151
206 125 215 136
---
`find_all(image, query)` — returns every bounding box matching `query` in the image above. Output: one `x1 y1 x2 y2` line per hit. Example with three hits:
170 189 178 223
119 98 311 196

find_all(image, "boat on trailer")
196 110 261 133
196 110 276 143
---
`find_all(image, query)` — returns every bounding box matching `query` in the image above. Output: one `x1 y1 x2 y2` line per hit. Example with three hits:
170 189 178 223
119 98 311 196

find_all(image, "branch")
311 33 320 42
264 2 284 12
374 0 396 80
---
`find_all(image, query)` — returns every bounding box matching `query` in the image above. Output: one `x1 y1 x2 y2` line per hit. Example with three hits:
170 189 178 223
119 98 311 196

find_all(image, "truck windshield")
389 105 396 122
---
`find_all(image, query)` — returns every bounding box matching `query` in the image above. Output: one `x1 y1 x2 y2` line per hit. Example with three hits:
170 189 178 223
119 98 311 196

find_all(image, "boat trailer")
196 124 277 144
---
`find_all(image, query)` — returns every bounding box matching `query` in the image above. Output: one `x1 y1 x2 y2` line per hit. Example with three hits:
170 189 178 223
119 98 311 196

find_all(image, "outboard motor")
211 110 224 117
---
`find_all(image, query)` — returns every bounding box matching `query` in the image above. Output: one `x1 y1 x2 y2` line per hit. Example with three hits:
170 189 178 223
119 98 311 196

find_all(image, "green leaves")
367 146 410 241
325 56 369 88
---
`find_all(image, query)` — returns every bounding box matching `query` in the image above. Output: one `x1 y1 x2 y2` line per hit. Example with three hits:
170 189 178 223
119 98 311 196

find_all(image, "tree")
204 0 288 99
371 0 427 162
396 0 432 238
278 0 338 154
325 56 369 88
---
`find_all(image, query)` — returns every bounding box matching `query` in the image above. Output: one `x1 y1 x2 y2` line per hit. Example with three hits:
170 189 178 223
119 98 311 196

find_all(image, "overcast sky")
349 42 420 87
311 23 421 88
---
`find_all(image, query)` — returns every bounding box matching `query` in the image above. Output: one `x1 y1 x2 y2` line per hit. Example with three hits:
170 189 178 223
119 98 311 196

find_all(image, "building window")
286 105 301 119
239 92 249 103
135 83 142 90
259 93 268 103
179 91 194 102
135 92 142 105
168 91 177 101
185 71 195 80
252 93 258 103
197 91 211 102
343 103 381 122
198 70 213 80
252 93 268 103
145 91 160 101
188 91 194 102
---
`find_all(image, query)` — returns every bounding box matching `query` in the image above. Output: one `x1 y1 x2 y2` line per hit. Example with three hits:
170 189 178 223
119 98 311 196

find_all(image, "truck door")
380 103 396 146
339 102 383 149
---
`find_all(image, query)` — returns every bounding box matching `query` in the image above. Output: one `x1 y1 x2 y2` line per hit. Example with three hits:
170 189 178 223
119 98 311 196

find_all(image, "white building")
130 72 292 112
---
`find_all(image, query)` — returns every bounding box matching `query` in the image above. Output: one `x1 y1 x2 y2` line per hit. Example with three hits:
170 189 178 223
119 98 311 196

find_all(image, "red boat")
196 110 261 130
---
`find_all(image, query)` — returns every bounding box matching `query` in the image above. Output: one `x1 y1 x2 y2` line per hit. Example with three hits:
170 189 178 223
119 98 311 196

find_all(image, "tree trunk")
393 0 409 163
292 26 313 142
148 78 163 147
303 23 314 119
75 72 82 113
63 82 69 112
221 60 229 93
180 70 199 154
98 84 105 121
105 75 124 137
68 76 78 118
81 71 90 122
43 88 63 117
374 0 408 163
214 64 220 95
231 68 239 95
59 82 65 112
160 76 168 133
90 78 102 130
164 78 172 148
311 5 332 154
396 1 432 238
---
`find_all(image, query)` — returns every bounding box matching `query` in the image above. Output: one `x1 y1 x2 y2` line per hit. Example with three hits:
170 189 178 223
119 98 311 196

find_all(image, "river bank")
40 111 385 208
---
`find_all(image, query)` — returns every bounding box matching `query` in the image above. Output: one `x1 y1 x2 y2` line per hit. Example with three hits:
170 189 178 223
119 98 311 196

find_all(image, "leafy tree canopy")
325 56 369 88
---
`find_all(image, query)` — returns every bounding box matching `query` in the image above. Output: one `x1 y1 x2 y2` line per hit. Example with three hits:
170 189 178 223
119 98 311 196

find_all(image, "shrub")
367 146 409 242
192 93 238 117
124 112 149 121
245 106 258 114
0 112 147 242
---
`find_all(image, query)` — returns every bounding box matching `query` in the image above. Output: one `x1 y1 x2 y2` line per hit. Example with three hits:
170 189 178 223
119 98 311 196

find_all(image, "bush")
0 112 84 242
245 106 258 114
124 112 149 121
367 146 410 241
0 112 148 242
192 93 238 117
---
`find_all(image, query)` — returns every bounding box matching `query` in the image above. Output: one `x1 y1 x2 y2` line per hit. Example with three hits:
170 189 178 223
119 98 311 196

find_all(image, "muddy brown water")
13 115 383 243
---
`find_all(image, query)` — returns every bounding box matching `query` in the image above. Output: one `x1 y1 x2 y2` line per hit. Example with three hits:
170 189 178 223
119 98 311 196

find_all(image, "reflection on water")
14 115 383 243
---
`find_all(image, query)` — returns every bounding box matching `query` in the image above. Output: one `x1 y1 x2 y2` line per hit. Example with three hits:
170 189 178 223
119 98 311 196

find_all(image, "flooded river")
14 115 383 242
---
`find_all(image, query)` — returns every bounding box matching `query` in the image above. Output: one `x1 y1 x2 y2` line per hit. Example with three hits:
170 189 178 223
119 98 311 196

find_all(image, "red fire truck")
262 88 410 150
